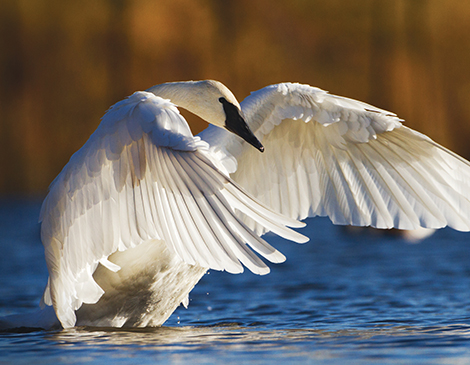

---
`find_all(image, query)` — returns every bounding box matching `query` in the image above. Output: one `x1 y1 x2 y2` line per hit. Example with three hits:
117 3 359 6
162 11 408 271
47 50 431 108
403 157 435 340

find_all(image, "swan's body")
8 80 470 330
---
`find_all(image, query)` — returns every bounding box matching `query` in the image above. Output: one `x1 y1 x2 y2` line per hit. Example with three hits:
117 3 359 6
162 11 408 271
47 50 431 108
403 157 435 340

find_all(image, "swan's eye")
219 97 226 104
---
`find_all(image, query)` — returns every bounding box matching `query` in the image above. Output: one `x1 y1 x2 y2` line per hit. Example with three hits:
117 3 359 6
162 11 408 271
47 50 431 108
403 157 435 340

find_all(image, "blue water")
1 199 470 364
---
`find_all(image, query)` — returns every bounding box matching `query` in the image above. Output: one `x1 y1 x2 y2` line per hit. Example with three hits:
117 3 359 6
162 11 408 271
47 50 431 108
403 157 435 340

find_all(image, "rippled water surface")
1 199 470 364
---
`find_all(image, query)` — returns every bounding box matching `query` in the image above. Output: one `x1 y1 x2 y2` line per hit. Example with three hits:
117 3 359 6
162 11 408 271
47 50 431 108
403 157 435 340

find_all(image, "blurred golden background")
1 0 470 197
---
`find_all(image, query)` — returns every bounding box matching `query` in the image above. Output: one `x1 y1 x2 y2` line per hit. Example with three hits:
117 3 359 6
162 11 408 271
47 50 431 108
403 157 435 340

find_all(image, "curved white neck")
147 82 196 107
146 80 241 128
146 81 221 126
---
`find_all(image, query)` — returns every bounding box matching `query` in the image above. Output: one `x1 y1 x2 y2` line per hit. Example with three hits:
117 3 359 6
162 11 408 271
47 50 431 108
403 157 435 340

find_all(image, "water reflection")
41 323 470 353
2 322 470 363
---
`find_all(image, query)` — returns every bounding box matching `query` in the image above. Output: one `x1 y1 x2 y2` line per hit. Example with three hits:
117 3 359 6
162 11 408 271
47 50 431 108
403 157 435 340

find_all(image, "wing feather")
170 153 226 270
164 151 215 268
174 154 244 273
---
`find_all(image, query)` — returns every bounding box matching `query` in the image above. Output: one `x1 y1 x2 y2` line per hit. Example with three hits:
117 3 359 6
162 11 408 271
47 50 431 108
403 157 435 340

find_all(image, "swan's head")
148 80 264 152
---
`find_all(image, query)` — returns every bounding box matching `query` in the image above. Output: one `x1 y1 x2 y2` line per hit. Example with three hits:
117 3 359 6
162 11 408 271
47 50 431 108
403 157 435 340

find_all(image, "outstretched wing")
40 91 307 328
199 82 470 235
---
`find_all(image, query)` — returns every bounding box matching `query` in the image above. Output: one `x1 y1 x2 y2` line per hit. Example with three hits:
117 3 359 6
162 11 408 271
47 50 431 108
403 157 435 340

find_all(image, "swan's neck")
146 80 235 128
146 81 214 123
147 82 196 108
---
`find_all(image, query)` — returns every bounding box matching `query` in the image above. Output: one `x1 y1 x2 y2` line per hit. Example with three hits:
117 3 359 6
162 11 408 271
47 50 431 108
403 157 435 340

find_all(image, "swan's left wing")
199 83 470 234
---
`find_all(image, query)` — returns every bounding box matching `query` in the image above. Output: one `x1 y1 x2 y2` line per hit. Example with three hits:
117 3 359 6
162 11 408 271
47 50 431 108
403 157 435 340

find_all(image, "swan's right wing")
199 83 470 234
40 91 306 328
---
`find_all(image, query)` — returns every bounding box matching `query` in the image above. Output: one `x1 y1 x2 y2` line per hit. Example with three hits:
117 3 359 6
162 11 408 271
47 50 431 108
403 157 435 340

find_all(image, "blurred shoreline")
1 0 470 196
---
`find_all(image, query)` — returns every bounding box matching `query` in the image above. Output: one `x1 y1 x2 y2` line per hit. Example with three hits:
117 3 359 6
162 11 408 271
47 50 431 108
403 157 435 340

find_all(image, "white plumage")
203 83 470 232
32 80 470 329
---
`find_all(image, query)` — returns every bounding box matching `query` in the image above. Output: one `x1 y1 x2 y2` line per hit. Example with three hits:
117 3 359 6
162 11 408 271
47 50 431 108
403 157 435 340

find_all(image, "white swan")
5 80 470 330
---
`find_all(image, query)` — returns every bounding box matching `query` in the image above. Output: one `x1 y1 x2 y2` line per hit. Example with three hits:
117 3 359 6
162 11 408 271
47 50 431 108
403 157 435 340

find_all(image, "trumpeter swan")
4 80 470 330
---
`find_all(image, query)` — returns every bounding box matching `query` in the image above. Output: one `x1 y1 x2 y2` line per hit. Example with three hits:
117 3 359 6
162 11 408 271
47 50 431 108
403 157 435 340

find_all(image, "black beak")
219 98 264 152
